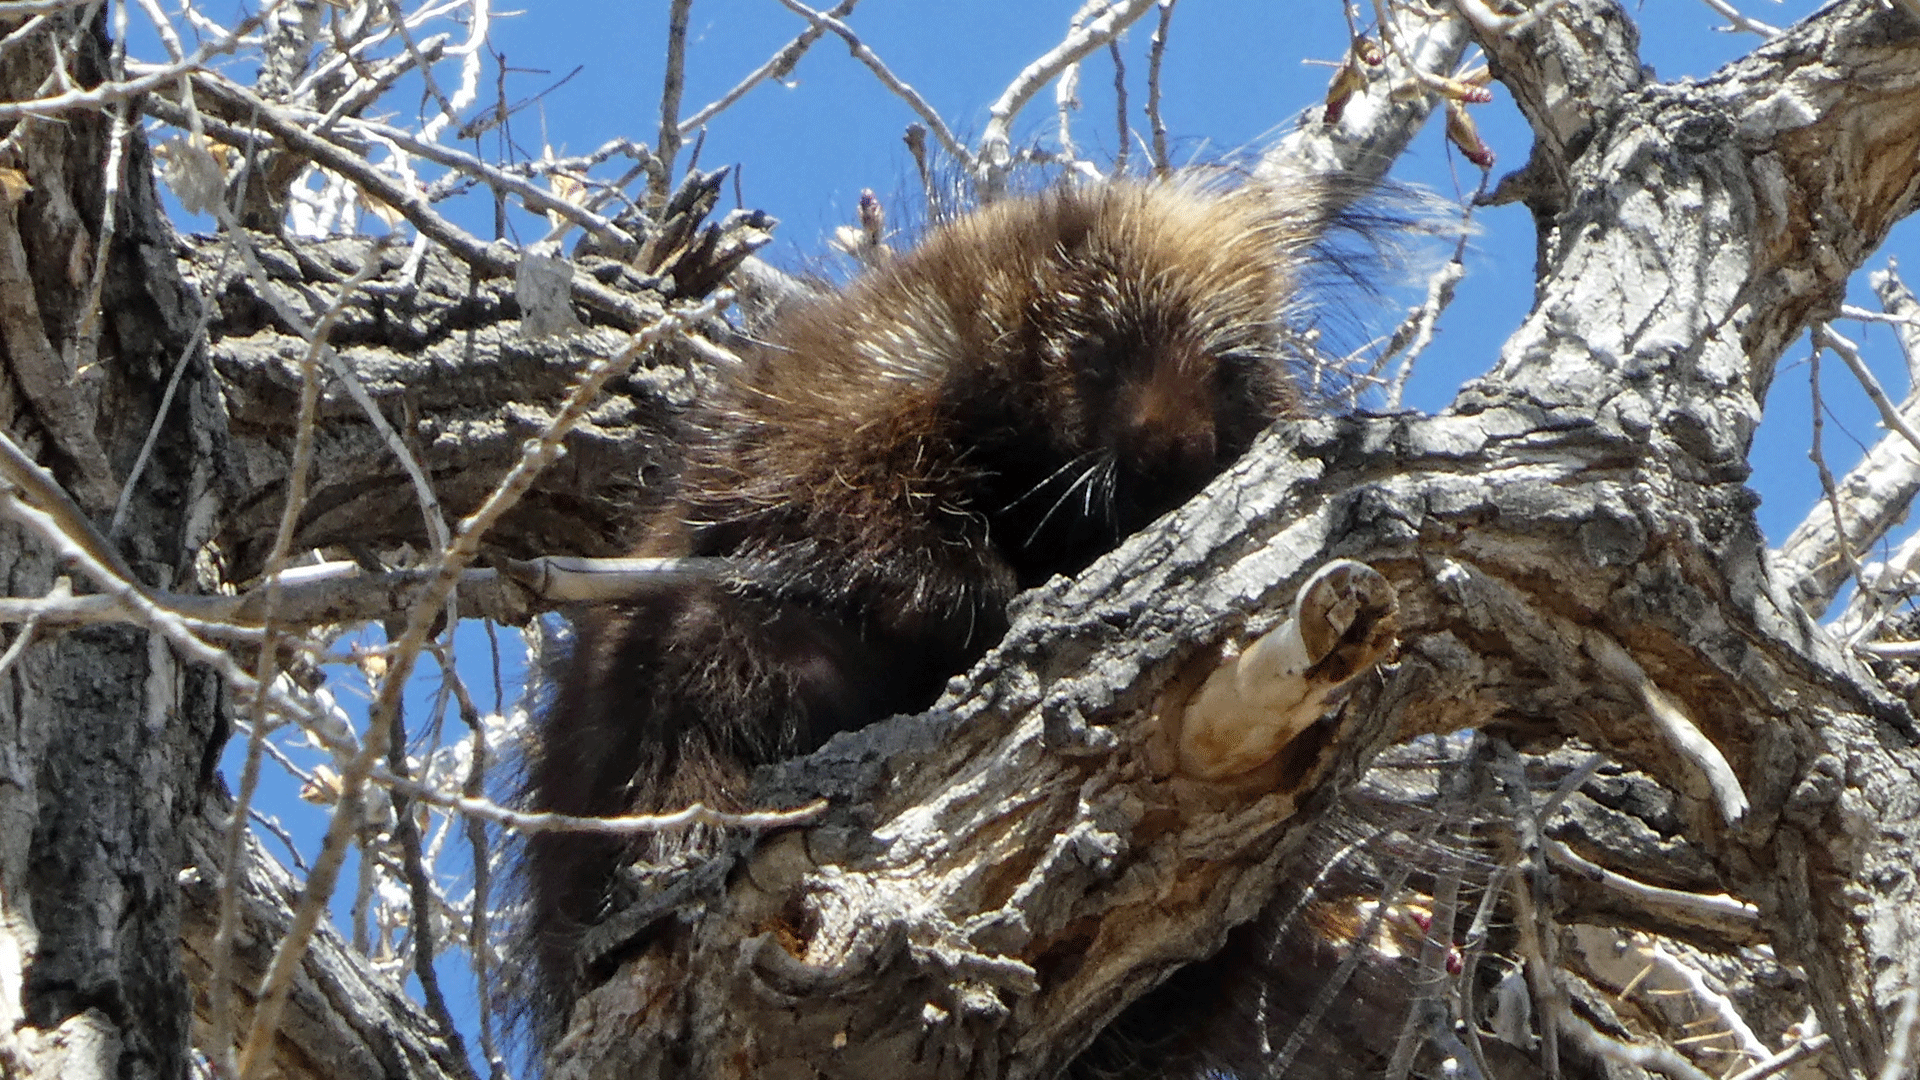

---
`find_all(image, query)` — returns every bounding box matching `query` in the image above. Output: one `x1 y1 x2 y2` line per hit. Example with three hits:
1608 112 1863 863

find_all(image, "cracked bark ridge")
1461 3 1920 1065
183 230 702 582
177 165 772 585
551 463 1411 1078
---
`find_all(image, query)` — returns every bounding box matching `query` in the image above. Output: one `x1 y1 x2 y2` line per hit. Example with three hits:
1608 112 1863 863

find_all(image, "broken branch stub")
1168 559 1400 781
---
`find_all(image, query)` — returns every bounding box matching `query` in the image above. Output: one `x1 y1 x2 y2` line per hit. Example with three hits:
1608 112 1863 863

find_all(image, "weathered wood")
0 9 224 1078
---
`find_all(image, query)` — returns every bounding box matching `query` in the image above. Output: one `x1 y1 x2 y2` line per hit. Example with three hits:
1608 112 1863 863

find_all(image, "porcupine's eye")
1066 335 1120 385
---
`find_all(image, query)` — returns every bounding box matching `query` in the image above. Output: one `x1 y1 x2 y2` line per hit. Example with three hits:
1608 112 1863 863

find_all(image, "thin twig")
1689 0 1780 37
1860 639 1920 658
144 78 660 328
372 0 488 149
1542 840 1760 931
769 0 970 170
978 0 1156 194
1805 345 1871 621
0 383 130 572
212 241 389 1080
1053 51 1082 168
0 1 277 119
448 664 509 1079
1724 1033 1831 1080
69 0 131 382
1839 304 1920 328
379 769 828 836
1637 941 1769 1065
0 14 51 62
329 107 634 244
1551 998 1717 1080
316 35 453 135
1108 39 1128 175
0 556 733 633
0 611 41 681
678 0 861 134
1814 322 1920 637
126 0 181 61
1490 742 1561 1078
0 467 331 741
1774 279 1920 617
387 694 481 1080
654 0 693 201
109 125 239 539
247 809 310 874
1363 0 1500 109
1819 323 1920 463
1145 0 1175 174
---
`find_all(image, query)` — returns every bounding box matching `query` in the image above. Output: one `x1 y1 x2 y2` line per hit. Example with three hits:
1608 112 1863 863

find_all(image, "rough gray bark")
177 789 469 1080
175 230 697 578
0 9 566 1080
0 8 224 1078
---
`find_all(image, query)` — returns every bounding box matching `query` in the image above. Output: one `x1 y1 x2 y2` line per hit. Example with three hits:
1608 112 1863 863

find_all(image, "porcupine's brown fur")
517 177 1347 1057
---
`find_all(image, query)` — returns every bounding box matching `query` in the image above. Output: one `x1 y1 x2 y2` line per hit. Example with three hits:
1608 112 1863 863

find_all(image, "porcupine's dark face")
1082 332 1292 510
976 330 1287 584
981 192 1301 581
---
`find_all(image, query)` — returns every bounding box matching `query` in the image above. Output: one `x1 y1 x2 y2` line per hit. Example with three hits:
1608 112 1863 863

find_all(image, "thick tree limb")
0 9 230 1079
176 230 699 580
0 0 1907 1076
178 791 469 1080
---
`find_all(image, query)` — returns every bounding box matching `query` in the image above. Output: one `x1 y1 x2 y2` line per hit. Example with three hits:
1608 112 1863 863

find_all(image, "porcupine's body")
519 178 1344 1053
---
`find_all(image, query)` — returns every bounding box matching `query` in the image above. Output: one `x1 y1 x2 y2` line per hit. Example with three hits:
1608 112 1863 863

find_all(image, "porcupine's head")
874 178 1332 580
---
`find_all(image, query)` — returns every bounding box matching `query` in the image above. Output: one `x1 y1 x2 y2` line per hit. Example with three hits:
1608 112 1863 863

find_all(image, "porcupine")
517 175 1369 1066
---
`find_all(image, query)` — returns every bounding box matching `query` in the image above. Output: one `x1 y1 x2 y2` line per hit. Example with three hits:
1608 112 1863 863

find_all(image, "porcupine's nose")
1121 351 1218 486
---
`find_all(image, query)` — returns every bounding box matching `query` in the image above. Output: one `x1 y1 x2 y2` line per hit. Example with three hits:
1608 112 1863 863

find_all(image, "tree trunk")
0 10 488 1079
0 8 220 1077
